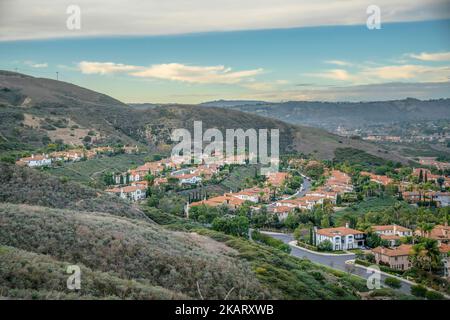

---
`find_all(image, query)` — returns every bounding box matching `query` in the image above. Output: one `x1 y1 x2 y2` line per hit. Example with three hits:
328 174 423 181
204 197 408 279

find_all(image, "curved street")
262 231 414 295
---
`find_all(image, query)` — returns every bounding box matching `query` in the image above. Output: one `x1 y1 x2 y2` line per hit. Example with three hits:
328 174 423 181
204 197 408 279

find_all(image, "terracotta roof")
372 244 413 257
272 206 294 214
19 154 48 161
371 225 412 233
439 243 450 254
316 227 364 238
106 185 146 193
379 234 401 240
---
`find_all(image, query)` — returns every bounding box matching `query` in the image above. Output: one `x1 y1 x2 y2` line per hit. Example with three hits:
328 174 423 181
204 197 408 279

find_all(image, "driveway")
261 231 413 295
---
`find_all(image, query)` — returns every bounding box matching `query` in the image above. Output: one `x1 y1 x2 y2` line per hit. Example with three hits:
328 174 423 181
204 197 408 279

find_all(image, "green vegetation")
317 240 333 252
0 163 144 219
251 230 291 253
47 153 147 187
333 148 390 169
411 284 428 298
384 277 402 289
0 203 266 299
212 215 250 237
194 229 368 300
0 245 186 300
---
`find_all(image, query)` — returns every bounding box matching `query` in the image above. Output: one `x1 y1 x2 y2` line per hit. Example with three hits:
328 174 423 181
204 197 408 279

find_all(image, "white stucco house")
16 154 52 167
315 224 365 251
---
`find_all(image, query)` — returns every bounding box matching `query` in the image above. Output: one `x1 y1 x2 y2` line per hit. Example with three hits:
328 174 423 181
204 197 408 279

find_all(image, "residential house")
372 244 413 271
177 173 202 185
272 206 294 221
415 224 450 245
16 154 52 167
315 224 365 251
227 190 259 203
371 225 413 247
360 171 393 186
189 194 245 211
105 185 147 202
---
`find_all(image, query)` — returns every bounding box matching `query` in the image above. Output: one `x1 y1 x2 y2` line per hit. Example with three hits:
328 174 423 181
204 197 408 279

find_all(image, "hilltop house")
187 194 245 214
105 185 147 202
315 224 365 251
177 173 202 185
16 154 52 167
360 171 393 186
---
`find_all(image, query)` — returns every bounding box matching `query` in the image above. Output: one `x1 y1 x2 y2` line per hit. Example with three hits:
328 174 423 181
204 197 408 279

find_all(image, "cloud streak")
1 0 449 41
409 51 450 61
78 61 263 84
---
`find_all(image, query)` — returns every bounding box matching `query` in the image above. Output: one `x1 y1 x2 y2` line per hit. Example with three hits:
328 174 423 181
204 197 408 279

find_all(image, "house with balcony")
315 224 365 251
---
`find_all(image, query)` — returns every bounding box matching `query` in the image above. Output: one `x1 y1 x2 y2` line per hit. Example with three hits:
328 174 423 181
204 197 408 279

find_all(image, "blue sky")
1 1 449 103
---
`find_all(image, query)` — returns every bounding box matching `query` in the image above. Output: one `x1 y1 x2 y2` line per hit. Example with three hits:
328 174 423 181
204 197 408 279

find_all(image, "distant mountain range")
200 98 450 130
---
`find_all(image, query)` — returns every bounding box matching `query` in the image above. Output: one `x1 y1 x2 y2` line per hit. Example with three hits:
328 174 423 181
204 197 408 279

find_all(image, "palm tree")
422 238 442 272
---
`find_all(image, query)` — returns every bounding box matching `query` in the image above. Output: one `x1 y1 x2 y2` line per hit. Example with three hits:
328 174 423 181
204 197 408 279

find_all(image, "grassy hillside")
0 245 186 300
0 203 268 299
0 71 409 162
0 163 145 219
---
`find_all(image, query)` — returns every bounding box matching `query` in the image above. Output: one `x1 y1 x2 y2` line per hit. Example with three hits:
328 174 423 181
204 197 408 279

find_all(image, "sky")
0 0 450 103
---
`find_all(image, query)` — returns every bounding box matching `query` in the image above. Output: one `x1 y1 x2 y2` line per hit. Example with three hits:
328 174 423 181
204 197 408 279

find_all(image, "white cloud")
306 63 450 84
1 0 449 41
409 52 450 61
78 61 263 84
24 60 48 68
324 60 352 66
361 64 450 81
306 69 354 81
78 61 139 74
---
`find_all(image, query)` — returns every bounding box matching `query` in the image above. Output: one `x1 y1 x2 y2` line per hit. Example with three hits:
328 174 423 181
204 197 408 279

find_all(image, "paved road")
262 231 413 295
268 177 312 207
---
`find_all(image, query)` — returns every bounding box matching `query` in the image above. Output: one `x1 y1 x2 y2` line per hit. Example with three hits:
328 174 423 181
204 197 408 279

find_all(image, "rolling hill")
201 98 450 130
0 71 409 162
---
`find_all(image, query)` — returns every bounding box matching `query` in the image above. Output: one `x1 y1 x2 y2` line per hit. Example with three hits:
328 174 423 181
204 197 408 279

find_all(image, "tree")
437 176 445 190
317 239 333 252
365 232 383 248
410 238 441 272
212 215 249 237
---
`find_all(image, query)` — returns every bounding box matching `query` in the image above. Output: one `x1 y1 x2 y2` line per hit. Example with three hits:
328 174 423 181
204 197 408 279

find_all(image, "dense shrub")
252 230 291 253
384 277 402 289
411 284 428 297
425 290 445 300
